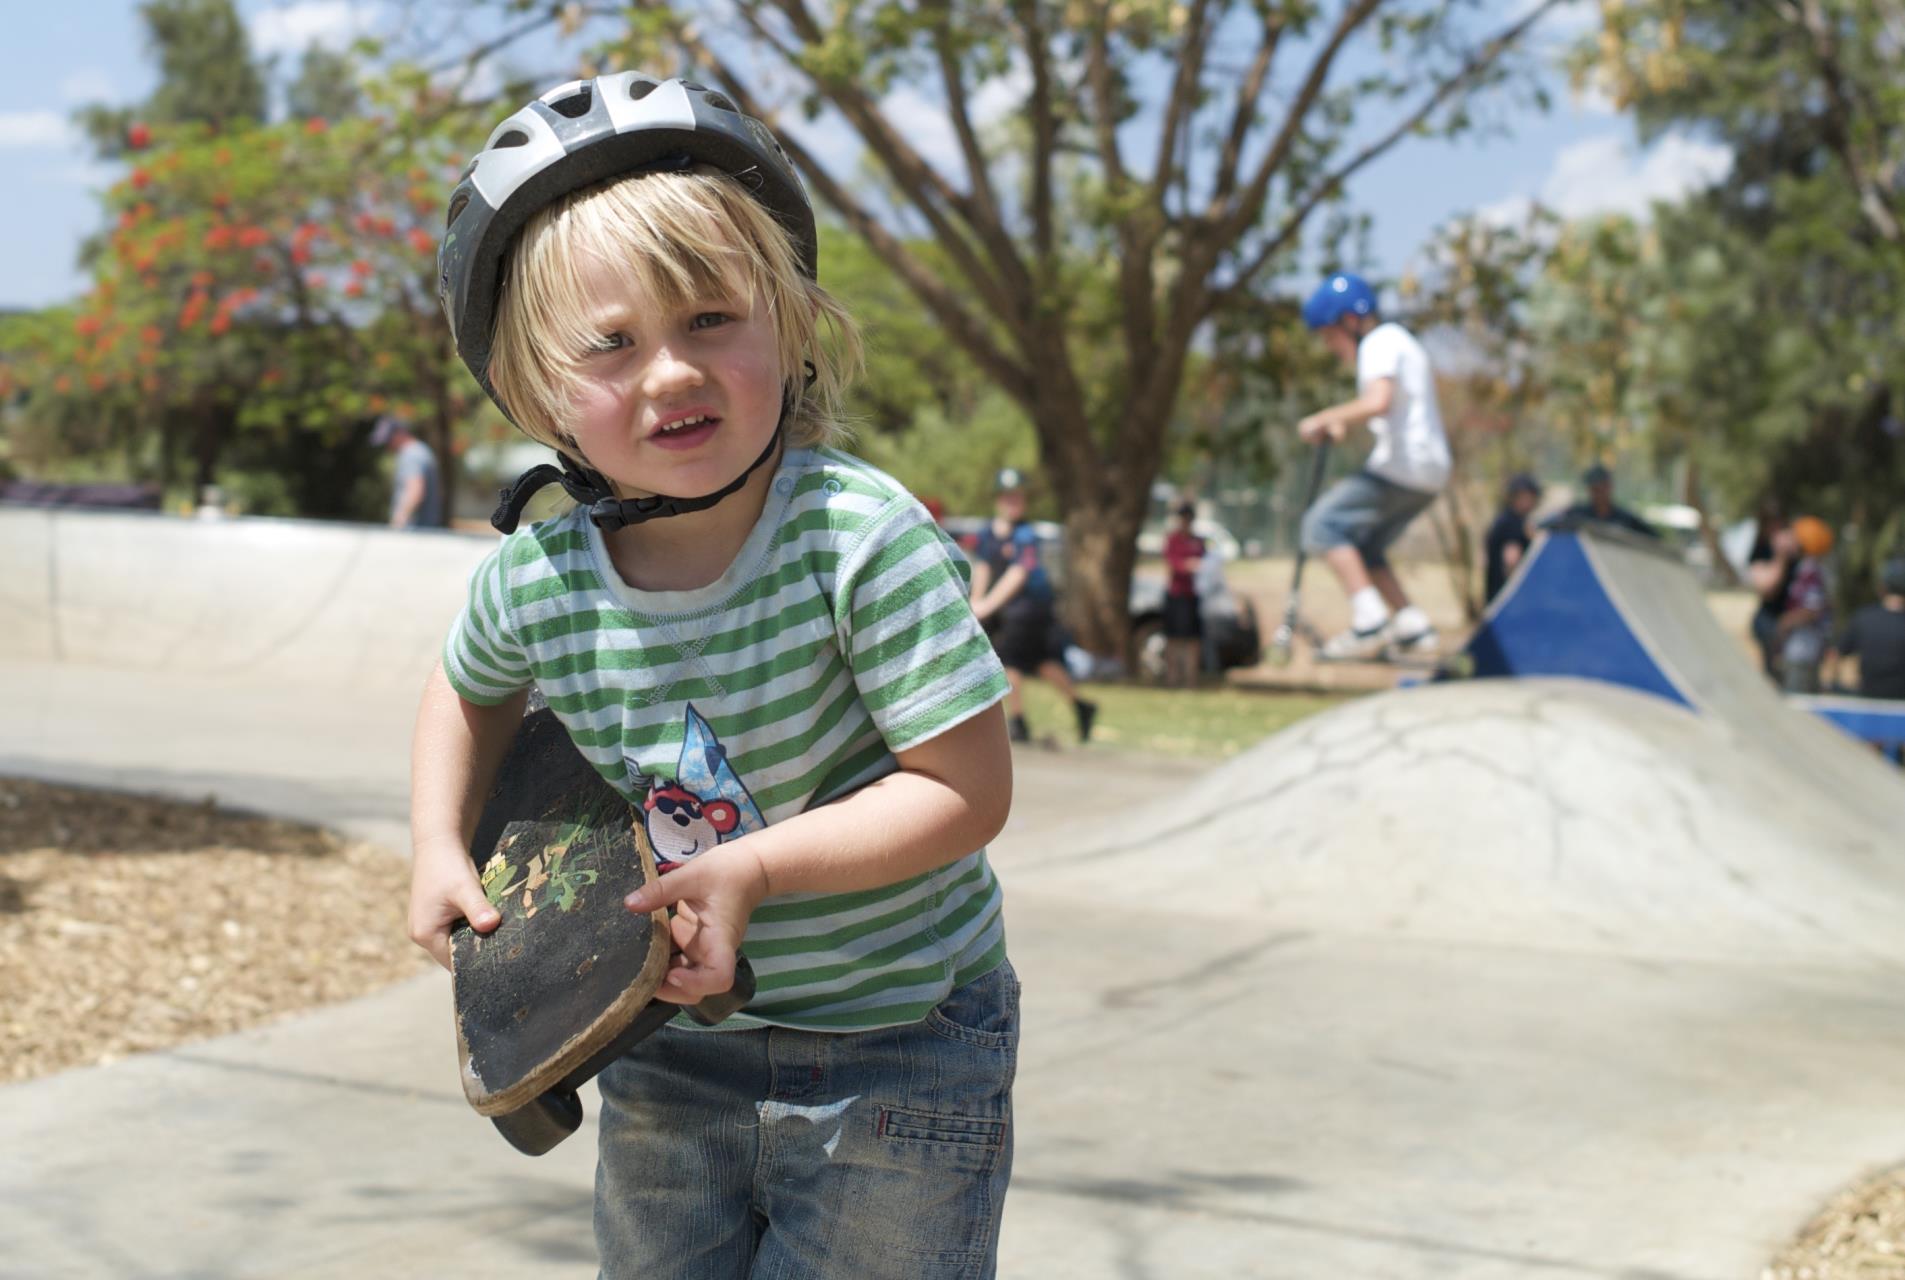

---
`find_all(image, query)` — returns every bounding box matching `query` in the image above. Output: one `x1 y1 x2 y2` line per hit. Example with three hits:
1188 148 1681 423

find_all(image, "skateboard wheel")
492 1088 583 1157
684 955 757 1026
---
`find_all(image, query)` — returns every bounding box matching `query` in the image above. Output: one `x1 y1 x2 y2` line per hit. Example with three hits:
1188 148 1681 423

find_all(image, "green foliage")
1 1 500 517
855 387 1040 519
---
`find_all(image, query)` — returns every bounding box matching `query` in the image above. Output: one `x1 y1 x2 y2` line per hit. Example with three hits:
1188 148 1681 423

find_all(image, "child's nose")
642 346 704 397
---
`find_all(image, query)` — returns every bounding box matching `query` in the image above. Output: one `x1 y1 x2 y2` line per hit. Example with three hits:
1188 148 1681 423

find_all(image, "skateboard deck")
451 700 754 1155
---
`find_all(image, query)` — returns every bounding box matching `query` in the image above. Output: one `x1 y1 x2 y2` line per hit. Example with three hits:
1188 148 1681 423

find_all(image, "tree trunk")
1061 500 1144 666
1683 457 1739 588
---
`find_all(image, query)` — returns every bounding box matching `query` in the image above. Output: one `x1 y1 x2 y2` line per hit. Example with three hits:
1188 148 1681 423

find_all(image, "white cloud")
0 111 79 150
1536 132 1732 220
250 1 378 57
60 69 117 105
1473 193 1536 230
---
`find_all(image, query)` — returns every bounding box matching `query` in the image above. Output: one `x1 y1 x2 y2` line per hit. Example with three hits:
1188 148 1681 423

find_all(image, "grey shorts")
1300 470 1438 570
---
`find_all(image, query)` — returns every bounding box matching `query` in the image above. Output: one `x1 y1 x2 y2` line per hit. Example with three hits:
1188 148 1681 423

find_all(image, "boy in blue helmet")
1295 273 1451 660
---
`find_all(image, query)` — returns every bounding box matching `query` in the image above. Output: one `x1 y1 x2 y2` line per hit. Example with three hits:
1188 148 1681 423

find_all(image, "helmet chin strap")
491 367 810 534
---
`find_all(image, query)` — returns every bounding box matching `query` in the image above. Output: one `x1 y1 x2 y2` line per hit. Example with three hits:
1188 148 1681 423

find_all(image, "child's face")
1321 320 1359 368
564 249 784 500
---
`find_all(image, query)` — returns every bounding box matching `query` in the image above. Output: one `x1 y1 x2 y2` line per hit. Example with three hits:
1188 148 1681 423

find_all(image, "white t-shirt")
1357 322 1450 493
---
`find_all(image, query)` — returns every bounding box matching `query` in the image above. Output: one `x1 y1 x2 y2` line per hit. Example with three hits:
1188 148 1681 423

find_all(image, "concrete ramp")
1016 677 1905 966
1466 524 1904 828
0 507 492 691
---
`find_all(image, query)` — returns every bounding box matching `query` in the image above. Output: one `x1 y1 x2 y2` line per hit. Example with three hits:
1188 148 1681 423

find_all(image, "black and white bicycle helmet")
437 71 819 533
440 71 815 401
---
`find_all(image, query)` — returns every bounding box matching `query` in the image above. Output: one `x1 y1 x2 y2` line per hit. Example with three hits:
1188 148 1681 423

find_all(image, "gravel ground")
1765 1169 1905 1278
0 777 429 1083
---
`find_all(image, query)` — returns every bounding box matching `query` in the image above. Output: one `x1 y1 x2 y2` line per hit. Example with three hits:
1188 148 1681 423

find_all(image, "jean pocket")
925 961 1019 1050
877 1106 1009 1151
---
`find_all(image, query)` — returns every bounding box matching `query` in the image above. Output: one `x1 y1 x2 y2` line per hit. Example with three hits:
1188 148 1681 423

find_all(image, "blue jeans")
1300 470 1439 570
594 961 1020 1279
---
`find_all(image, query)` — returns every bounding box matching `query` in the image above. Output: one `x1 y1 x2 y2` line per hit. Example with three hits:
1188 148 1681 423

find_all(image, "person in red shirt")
1162 502 1207 688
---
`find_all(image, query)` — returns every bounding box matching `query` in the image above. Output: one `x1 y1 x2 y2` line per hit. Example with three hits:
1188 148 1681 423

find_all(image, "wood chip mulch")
1766 1170 1905 1278
1 776 430 1083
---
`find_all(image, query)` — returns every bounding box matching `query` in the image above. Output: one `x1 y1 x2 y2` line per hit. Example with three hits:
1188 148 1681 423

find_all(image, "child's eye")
690 312 731 331
588 332 629 354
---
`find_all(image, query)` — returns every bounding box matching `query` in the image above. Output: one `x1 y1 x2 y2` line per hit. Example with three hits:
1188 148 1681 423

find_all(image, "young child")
407 72 1019 1277
1776 515 1835 692
1295 272 1450 661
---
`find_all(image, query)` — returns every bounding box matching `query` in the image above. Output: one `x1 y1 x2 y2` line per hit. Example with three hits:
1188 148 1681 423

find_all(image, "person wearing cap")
406 72 1020 1274
1483 472 1542 604
970 467 1099 742
1295 272 1450 661
1558 463 1656 539
1828 556 1905 699
371 414 443 530
1773 515 1836 691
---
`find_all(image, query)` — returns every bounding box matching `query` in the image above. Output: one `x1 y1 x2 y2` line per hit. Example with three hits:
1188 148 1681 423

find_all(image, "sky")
0 0 1733 313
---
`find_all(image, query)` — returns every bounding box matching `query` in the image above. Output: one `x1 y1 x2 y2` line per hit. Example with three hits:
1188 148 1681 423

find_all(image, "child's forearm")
738 706 1013 898
410 661 527 857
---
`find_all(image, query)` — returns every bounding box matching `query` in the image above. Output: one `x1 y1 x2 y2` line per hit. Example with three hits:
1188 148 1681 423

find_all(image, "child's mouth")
650 413 720 451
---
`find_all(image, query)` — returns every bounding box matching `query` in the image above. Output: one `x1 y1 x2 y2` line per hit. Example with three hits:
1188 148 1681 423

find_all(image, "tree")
74 0 268 151
456 0 1568 654
1569 1 1905 596
7 12 494 518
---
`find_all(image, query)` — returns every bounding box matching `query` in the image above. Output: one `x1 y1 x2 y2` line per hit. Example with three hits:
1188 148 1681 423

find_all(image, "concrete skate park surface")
4 507 1905 1279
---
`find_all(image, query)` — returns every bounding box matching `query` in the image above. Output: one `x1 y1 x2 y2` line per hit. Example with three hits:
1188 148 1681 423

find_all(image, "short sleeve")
1357 324 1404 384
834 501 1010 753
442 545 534 705
1838 614 1863 656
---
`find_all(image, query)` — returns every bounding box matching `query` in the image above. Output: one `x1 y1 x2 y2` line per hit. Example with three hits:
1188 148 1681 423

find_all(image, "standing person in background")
1556 464 1655 538
1747 507 1798 678
1775 516 1836 692
1483 473 1542 605
372 414 444 530
970 468 1098 744
1162 501 1206 687
1828 557 1905 699
1294 272 1451 661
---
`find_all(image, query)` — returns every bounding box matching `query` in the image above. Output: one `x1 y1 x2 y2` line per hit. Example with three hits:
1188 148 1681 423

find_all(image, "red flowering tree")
4 64 502 518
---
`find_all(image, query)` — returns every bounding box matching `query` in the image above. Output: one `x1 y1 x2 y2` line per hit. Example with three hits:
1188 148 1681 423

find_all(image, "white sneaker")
1319 624 1390 662
1386 620 1439 656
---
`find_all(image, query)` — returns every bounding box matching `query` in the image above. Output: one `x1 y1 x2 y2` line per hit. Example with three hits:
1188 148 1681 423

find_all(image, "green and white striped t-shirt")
442 447 1012 1031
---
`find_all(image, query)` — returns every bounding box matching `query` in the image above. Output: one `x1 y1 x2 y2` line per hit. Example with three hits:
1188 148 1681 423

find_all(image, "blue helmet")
1302 273 1378 330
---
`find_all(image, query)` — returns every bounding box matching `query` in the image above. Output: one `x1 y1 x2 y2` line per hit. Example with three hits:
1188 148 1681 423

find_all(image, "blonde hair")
488 169 860 457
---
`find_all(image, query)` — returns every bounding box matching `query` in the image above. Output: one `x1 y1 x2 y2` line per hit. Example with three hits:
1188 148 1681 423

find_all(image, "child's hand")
407 837 501 970
1298 413 1343 444
624 842 770 1005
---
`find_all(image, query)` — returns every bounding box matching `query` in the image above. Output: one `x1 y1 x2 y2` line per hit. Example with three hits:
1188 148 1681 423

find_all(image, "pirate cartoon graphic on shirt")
638 705 766 874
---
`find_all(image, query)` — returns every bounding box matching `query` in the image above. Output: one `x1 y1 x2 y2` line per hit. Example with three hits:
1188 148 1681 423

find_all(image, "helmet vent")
446 191 470 228
549 87 593 119
628 79 657 101
681 81 706 92
493 129 530 149
705 92 737 113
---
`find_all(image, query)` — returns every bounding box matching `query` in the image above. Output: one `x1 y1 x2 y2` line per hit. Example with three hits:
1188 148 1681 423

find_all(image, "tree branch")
1211 9 1284 206
1010 0 1058 269
656 21 1036 404
1152 0 1214 207
1213 0 1387 237
1211 0 1564 309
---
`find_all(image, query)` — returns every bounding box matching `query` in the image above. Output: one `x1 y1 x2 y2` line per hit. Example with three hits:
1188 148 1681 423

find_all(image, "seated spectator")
1828 557 1905 699
1775 516 1835 693
1483 473 1542 604
1746 508 1797 678
1552 463 1657 538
